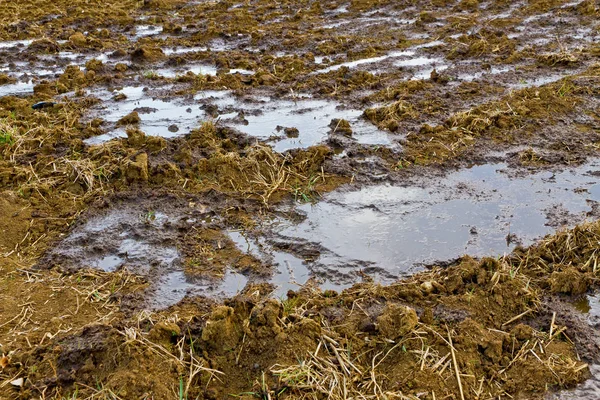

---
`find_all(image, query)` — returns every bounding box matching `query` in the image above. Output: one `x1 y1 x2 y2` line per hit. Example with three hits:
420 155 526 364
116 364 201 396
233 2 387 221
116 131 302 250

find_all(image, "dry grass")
0 102 125 204
196 144 330 205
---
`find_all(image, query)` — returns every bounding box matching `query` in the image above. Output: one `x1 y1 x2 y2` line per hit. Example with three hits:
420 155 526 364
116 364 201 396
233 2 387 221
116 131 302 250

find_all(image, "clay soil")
1 0 600 399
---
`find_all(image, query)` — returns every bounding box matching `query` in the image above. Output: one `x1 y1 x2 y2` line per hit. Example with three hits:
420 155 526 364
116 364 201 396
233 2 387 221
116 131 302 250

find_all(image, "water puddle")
45 204 248 309
229 68 255 75
228 231 349 297
85 86 206 144
154 64 217 78
0 39 33 50
508 73 571 89
457 66 512 82
214 96 393 152
133 25 163 39
86 88 392 151
314 46 447 79
573 294 600 326
315 50 415 73
163 46 208 56
0 81 34 97
268 161 600 282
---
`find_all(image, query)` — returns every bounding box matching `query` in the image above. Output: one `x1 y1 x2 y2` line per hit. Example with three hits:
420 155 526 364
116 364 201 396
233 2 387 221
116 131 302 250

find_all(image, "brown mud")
1 0 600 398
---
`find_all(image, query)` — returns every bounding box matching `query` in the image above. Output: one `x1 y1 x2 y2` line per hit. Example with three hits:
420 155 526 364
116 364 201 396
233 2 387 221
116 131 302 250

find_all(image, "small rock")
10 378 23 387
168 124 179 133
420 281 434 294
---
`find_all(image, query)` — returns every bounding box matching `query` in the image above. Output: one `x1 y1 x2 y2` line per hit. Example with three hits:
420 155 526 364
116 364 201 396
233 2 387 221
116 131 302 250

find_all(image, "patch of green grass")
0 131 13 145
292 174 321 203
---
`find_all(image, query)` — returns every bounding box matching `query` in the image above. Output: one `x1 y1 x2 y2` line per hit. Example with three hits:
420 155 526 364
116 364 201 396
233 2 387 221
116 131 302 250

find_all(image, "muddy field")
1 0 600 398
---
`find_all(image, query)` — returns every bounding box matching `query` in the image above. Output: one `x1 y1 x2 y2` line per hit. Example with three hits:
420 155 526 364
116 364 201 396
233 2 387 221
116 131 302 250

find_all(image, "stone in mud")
168 124 179 133
201 306 241 352
118 111 141 126
126 153 149 182
131 46 165 62
376 303 418 340
329 118 352 136
69 32 88 47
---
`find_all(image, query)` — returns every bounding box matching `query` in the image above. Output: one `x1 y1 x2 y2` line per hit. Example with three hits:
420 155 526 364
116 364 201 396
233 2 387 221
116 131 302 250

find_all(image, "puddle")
133 25 163 39
45 204 248 309
0 39 33 50
269 161 600 282
315 50 415 73
86 88 392 151
229 68 255 75
152 270 248 310
154 64 217 78
315 47 447 79
458 66 512 82
85 86 206 144
163 46 208 55
0 81 34 97
216 96 393 152
228 231 349 297
573 294 600 326
508 73 571 89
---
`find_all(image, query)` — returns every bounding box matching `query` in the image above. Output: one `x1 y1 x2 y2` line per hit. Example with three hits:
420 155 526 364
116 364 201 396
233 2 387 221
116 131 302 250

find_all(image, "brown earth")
1 0 600 398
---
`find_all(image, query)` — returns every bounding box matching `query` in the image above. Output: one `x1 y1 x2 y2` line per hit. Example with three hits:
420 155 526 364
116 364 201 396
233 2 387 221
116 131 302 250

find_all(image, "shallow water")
0 39 33 49
46 204 249 308
86 88 392 150
154 64 217 78
269 161 600 283
0 81 34 97
85 86 206 143
227 231 348 297
315 50 415 73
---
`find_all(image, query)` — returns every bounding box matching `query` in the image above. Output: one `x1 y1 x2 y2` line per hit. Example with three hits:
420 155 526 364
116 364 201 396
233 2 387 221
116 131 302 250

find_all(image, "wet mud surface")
2 0 600 398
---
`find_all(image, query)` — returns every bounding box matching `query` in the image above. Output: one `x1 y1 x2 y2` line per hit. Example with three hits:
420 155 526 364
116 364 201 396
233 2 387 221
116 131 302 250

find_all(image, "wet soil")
1 0 600 398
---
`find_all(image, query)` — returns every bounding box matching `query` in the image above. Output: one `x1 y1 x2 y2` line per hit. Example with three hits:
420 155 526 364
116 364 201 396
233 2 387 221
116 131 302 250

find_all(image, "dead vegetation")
1 0 600 398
